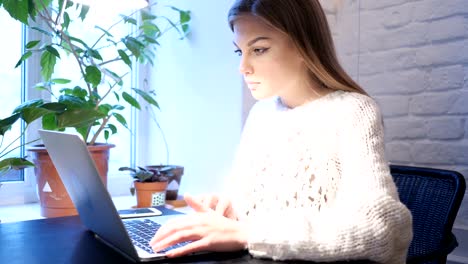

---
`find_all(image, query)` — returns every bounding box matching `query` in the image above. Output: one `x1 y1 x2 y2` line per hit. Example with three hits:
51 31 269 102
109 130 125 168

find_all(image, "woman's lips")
246 81 260 90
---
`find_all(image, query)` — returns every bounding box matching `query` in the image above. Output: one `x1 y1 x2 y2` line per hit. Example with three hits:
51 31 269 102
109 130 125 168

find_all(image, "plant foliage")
0 0 191 174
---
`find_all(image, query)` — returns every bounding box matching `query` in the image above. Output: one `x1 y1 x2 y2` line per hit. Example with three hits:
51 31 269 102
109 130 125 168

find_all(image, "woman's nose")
239 56 253 75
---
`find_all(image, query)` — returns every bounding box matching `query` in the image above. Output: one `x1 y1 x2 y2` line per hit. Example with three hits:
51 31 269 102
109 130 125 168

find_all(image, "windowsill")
0 195 191 223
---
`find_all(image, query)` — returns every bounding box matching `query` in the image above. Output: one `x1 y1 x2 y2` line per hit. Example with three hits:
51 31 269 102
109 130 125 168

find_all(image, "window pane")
0 9 24 182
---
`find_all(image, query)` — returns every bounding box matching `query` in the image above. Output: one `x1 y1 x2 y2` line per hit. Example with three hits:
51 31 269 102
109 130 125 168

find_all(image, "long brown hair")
228 0 367 95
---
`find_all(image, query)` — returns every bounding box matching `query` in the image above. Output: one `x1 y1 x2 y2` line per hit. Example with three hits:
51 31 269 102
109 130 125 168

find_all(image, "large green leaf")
112 112 128 128
45 45 60 58
170 7 191 24
2 0 30 24
0 158 35 174
123 36 144 58
42 113 58 130
86 49 102 61
107 123 117 134
57 109 106 128
112 104 124 110
51 78 71 84
25 40 40 49
0 113 20 136
40 102 67 112
118 49 131 68
79 4 90 21
15 50 32 68
122 92 141 110
98 104 112 115
75 126 88 141
13 99 44 114
140 22 160 38
133 88 159 108
58 94 88 109
84 65 101 87
40 50 57 81
71 86 88 98
180 11 191 24
21 107 54 124
182 24 190 35
33 0 53 14
140 9 157 20
62 11 70 30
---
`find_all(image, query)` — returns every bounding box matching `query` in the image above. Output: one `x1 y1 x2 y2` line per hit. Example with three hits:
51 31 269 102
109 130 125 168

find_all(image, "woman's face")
233 15 307 100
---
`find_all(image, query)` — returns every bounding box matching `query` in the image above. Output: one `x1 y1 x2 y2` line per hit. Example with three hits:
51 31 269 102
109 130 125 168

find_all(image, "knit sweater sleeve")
244 96 413 264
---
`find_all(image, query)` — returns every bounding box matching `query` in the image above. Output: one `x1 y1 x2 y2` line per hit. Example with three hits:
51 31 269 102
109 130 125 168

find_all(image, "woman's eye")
234 49 242 56
253 48 269 55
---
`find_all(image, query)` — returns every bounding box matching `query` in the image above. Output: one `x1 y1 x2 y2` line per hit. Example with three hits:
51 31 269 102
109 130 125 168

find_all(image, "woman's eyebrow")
233 36 271 48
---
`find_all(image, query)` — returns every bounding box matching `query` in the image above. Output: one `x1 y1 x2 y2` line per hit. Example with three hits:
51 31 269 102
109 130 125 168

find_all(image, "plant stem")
0 124 40 159
89 1 152 49
148 106 169 164
89 116 110 145
95 72 129 107
0 138 41 159
0 128 27 158
98 57 123 67
54 0 67 26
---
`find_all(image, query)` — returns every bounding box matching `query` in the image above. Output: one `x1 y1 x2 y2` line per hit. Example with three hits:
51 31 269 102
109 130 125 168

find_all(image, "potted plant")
0 0 190 217
145 165 184 200
119 166 169 207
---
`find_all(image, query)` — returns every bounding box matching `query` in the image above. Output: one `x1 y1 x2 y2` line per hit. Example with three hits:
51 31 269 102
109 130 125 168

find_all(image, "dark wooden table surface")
0 207 374 264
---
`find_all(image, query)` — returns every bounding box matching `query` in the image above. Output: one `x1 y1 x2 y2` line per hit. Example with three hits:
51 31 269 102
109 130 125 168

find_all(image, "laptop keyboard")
123 218 191 254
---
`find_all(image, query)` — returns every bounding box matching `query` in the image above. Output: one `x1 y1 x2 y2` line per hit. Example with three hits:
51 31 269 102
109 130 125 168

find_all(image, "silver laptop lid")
38 129 139 260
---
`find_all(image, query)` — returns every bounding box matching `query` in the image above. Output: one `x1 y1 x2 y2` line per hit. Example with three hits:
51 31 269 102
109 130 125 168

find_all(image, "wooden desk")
0 208 374 264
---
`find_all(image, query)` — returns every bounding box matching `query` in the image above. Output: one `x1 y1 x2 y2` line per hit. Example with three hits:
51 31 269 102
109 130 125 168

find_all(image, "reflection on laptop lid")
38 129 186 261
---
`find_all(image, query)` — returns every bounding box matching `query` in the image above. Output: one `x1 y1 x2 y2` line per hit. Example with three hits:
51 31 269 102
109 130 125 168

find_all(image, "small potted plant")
119 166 169 208
145 165 184 200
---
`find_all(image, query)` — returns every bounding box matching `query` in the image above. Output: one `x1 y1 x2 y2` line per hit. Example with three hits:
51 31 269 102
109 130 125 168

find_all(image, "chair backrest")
390 165 466 264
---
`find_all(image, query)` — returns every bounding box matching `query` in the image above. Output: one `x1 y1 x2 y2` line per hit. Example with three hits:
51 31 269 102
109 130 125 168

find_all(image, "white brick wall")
324 0 468 227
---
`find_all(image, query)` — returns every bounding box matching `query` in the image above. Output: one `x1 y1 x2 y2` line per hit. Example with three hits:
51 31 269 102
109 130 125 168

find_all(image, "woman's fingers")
198 194 219 210
215 198 231 216
150 213 248 257
164 239 210 257
151 229 202 253
149 216 194 245
185 194 211 212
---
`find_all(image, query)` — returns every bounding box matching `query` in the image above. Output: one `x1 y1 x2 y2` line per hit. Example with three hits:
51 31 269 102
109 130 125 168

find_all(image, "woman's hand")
148 195 248 257
191 194 238 220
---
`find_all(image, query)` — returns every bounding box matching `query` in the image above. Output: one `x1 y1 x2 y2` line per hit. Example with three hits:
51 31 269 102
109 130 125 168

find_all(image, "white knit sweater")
227 90 413 264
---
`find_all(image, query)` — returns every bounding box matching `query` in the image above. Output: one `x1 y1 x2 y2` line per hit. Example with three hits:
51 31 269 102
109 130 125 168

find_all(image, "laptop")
38 129 192 262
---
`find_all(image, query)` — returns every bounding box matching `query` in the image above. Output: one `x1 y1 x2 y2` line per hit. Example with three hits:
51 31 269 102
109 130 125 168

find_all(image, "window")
0 9 25 182
0 5 139 204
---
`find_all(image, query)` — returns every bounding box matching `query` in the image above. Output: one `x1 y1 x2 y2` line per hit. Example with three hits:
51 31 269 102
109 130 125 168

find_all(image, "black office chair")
390 165 466 264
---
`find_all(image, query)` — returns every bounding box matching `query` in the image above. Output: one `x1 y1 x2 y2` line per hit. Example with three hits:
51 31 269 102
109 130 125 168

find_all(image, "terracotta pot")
28 143 115 218
134 181 168 208
145 165 184 200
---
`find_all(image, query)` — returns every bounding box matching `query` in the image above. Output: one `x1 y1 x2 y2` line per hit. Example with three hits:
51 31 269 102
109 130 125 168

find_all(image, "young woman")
149 1 413 263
